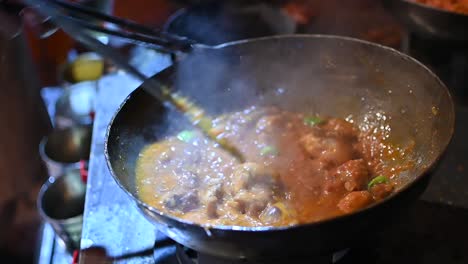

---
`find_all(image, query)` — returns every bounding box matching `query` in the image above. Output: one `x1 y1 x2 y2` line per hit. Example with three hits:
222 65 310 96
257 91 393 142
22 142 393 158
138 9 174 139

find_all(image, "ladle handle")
53 0 197 52
25 0 245 163
24 0 196 53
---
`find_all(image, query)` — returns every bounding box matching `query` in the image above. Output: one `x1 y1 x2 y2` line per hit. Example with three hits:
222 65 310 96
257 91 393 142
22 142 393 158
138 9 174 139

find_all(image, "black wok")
382 0 468 42
105 35 454 260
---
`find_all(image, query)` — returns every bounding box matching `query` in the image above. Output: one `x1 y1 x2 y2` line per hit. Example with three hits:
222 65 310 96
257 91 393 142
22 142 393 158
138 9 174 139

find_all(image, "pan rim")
104 34 455 232
399 0 468 18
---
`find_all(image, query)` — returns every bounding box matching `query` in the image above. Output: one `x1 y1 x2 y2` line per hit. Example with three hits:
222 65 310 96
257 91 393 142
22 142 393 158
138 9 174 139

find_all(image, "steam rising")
119 36 452 193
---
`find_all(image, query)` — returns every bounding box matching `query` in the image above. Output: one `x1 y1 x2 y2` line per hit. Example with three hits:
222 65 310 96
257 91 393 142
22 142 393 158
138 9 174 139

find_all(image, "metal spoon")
26 0 245 162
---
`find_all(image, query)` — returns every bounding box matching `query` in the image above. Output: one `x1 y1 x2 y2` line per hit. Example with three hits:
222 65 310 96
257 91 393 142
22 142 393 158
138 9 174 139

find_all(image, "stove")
171 244 349 264
153 200 468 264
36 1 468 263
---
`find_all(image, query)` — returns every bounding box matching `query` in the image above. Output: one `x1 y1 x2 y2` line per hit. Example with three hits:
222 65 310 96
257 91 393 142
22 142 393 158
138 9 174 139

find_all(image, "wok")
105 35 454 260
382 0 468 42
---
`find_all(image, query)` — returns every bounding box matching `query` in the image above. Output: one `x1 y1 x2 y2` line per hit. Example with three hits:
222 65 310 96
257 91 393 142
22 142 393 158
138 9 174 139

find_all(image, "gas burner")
151 232 353 264
163 2 296 45
175 244 350 264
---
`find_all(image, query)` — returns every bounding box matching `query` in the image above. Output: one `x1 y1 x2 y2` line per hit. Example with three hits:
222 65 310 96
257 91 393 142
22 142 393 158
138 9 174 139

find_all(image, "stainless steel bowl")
55 81 97 127
37 168 86 250
39 125 92 177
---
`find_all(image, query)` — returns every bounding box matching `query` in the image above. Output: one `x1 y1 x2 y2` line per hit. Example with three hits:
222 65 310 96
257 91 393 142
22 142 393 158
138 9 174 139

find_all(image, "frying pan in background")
382 0 468 42
105 35 454 260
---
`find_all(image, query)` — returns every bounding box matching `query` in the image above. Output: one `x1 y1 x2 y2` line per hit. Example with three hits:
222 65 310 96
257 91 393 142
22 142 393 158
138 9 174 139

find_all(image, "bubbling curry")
135 106 412 227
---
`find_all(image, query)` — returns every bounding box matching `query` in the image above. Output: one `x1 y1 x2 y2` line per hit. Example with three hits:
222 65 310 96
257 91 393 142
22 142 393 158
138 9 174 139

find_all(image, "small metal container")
54 81 97 128
37 169 86 250
39 125 92 177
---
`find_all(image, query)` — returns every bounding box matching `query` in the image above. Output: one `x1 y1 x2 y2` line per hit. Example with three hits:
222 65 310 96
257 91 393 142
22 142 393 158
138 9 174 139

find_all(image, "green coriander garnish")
260 146 278 156
177 130 196 143
304 116 324 126
368 175 389 189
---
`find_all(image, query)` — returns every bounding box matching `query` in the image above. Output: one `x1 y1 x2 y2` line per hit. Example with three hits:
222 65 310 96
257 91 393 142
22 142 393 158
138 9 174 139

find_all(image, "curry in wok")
135 106 413 227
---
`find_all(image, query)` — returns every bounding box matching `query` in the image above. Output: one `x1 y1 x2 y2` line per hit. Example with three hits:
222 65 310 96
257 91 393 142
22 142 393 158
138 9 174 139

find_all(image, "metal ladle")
25 0 245 162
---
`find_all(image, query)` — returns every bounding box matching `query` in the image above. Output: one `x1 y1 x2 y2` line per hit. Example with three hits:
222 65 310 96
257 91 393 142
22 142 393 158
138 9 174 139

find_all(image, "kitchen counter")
78 73 156 264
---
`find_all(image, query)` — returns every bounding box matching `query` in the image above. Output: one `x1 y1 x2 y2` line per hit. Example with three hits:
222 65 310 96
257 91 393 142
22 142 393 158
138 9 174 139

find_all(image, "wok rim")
104 34 455 232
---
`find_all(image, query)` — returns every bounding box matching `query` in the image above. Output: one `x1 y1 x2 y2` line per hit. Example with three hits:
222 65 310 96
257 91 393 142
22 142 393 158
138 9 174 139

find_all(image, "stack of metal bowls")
37 51 103 251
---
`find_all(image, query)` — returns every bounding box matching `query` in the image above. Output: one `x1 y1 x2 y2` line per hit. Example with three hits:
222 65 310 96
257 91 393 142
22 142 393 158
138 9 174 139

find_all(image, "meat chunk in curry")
135 106 406 227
